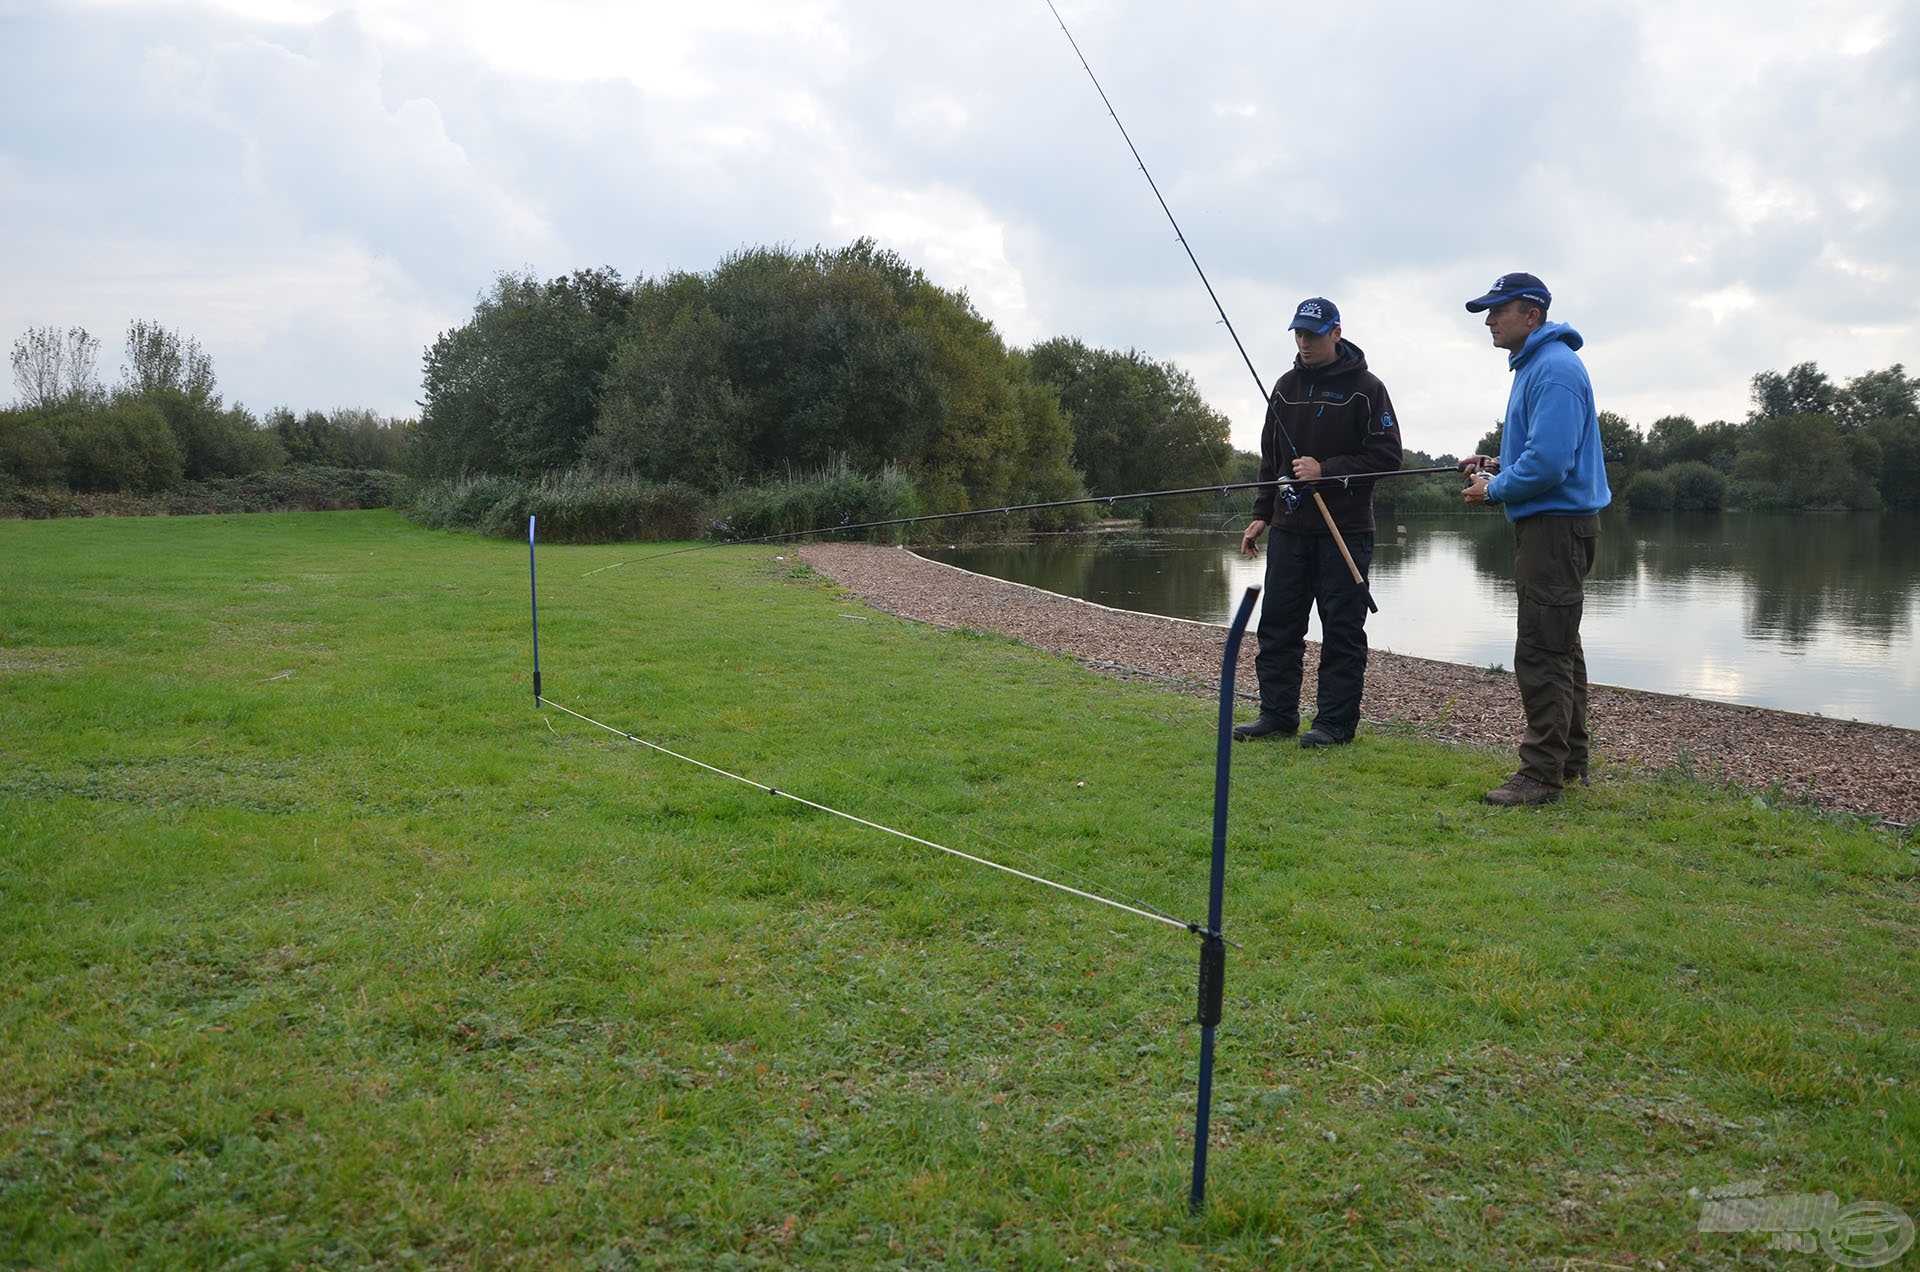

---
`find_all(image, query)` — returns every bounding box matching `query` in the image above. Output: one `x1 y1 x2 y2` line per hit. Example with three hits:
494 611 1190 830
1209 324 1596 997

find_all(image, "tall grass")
399 461 922 545
715 459 920 542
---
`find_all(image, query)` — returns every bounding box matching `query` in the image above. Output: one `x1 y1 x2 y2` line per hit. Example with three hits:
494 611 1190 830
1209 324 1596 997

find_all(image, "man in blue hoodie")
1458 273 1611 806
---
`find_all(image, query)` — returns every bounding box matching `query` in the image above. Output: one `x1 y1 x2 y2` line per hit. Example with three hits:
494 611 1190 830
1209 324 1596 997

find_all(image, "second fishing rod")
1045 0 1388 612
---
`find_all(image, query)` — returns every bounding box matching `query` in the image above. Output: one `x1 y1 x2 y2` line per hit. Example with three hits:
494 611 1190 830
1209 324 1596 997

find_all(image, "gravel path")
799 542 1920 828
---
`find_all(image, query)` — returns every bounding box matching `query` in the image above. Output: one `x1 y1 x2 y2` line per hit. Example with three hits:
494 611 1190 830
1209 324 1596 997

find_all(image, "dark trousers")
1254 529 1374 740
1512 513 1600 785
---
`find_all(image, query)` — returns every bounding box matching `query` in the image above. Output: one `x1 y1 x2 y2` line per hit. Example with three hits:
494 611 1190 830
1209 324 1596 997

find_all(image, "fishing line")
826 762 1194 934
529 513 1261 1215
1043 0 1388 612
537 695 1208 936
1043 1 1275 437
571 468 1460 577
530 519 1241 942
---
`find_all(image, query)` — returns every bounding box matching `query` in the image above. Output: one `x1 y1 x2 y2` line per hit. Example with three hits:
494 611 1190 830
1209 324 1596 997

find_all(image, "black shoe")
1299 728 1349 748
1233 715 1297 742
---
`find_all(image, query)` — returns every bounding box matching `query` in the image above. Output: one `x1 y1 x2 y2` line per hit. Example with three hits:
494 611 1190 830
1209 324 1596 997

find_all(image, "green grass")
1 511 1914 1270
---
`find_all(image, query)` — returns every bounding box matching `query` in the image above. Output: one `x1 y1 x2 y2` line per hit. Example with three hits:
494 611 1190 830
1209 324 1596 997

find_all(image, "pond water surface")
920 512 1920 732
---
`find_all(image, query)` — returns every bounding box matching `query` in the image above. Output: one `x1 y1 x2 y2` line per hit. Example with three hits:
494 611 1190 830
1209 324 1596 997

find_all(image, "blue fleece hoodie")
1486 321 1612 520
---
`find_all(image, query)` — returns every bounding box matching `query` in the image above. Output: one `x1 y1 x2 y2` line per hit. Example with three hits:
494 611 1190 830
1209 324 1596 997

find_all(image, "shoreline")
798 541 1920 828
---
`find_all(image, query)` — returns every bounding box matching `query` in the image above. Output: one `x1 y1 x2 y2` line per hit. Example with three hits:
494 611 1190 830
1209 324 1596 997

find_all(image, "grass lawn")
1 510 1914 1270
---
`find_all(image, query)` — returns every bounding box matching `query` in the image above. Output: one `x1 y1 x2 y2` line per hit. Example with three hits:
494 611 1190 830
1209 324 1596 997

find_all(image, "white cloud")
1 0 1913 453
1692 285 1760 326
831 182 1039 345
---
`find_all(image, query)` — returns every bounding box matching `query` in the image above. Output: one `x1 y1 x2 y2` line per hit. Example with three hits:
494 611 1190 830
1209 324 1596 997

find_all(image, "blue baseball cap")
1465 272 1552 313
1288 297 1340 335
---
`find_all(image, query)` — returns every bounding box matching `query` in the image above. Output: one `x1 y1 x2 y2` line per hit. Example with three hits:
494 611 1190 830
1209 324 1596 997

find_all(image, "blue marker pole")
1190 584 1260 1214
529 516 542 705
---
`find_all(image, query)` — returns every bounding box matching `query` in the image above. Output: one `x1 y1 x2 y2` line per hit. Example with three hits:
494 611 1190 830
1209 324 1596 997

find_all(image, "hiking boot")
1299 728 1349 749
1233 715 1297 742
1483 773 1563 806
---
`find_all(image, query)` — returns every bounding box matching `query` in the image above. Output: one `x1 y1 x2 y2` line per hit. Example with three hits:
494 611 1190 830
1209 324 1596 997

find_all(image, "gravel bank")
799 541 1920 828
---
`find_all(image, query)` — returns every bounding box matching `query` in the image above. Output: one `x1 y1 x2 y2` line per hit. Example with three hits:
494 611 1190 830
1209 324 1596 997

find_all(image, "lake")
919 512 1920 732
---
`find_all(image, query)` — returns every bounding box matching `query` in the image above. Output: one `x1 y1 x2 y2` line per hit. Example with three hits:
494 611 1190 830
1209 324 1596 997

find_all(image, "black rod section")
529 515 542 704
1191 584 1259 1214
605 468 1463 570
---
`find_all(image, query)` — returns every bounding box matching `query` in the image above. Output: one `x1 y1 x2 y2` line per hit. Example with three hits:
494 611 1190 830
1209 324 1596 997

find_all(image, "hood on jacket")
1295 338 1367 381
1509 322 1583 371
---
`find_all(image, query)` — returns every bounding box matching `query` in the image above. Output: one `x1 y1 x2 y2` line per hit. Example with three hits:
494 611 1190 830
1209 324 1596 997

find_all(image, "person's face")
1485 300 1541 352
1295 325 1340 367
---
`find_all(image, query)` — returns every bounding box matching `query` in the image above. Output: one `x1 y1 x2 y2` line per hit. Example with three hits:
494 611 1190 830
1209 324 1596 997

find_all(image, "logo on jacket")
1381 411 1397 430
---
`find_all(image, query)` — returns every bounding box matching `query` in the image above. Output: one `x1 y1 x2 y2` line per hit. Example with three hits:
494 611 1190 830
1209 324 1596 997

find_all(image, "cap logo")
1299 301 1325 318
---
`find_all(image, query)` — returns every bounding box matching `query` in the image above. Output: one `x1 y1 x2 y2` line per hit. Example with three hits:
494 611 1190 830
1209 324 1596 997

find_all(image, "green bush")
1733 411 1880 511
1867 415 1920 509
398 471 708 543
0 409 66 487
397 461 936 545
0 465 396 518
717 460 921 543
166 466 399 513
1623 469 1674 513
1374 474 1464 518
152 389 285 480
480 472 707 543
60 400 186 493
396 474 524 531
271 407 413 471
1666 460 1728 511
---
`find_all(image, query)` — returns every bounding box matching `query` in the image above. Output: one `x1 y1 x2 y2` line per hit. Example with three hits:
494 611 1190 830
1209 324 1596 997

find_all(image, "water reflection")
920 512 1920 730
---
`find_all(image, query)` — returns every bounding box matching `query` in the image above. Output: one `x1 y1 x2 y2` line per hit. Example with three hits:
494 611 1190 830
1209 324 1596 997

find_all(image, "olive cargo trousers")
1512 513 1600 786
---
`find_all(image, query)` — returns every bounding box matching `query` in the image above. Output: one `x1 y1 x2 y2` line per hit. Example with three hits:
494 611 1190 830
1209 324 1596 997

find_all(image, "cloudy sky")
3 0 1915 457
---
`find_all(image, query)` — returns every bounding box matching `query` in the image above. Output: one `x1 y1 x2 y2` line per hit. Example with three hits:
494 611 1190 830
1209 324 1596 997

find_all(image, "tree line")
1473 362 1919 514
1 322 412 498
410 240 1237 525
9 241 1913 528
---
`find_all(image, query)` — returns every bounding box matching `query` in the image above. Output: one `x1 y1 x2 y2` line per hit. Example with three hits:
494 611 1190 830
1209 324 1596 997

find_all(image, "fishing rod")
580 466 1462 575
1043 0 1382 612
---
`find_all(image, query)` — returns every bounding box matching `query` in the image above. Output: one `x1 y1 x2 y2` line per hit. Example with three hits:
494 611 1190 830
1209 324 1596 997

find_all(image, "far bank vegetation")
1 321 406 518
401 242 1243 542
7 244 1916 535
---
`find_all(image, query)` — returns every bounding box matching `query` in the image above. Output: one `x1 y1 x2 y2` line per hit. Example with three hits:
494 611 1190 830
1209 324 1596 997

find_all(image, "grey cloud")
1 0 1912 450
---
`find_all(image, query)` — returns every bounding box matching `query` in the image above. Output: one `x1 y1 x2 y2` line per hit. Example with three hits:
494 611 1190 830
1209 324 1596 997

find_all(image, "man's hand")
1240 519 1268 558
1458 454 1500 477
1291 456 1323 481
1463 473 1492 506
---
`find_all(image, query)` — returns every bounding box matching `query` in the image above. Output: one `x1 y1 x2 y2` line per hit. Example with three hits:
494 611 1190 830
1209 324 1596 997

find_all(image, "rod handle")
1309 490 1377 613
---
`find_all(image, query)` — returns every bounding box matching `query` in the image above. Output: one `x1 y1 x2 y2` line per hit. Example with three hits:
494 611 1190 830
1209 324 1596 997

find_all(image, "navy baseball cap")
1465 272 1551 313
1288 297 1340 335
